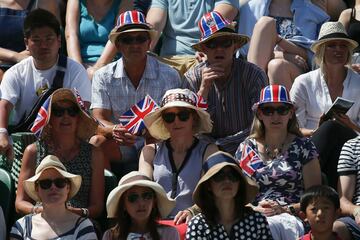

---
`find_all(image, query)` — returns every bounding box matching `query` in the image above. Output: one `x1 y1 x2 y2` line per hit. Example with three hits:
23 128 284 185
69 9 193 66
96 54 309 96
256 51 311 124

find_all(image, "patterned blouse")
272 16 302 40
235 136 318 204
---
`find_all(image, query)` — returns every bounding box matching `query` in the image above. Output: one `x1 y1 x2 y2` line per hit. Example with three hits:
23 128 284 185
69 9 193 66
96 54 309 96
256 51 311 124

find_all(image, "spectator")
103 171 179 239
235 85 321 239
91 10 181 175
15 88 104 220
184 11 267 154
140 88 218 219
290 21 360 188
10 155 97 239
186 151 273 239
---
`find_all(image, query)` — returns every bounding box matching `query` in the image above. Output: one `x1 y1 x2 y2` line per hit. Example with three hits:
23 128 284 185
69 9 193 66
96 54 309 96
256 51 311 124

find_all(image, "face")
35 168 70 205
201 36 236 68
115 31 150 62
49 100 80 135
304 197 339 234
324 40 349 66
25 27 61 68
124 186 155 223
209 166 240 200
162 107 195 137
257 103 293 132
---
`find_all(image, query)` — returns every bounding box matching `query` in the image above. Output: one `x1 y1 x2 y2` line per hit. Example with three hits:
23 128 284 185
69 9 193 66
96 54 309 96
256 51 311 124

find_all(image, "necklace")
264 143 285 160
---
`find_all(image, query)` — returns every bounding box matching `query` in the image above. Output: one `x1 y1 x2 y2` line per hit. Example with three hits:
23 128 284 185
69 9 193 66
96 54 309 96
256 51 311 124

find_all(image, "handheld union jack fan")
30 96 51 138
240 143 264 177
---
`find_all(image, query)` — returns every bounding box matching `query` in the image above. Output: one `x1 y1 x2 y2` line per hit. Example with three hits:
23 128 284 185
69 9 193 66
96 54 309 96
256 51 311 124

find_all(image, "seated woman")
139 88 218 220
235 85 321 240
290 21 360 188
103 171 180 239
15 88 104 219
10 155 97 239
186 151 272 239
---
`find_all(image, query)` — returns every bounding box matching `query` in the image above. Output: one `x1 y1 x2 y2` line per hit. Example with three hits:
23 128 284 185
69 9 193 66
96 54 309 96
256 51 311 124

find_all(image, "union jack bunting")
116 10 147 29
240 143 264 177
119 95 158 135
198 11 231 41
30 96 50 138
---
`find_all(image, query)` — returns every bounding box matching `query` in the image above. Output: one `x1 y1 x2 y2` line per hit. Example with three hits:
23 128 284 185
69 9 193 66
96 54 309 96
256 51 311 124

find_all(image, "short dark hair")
300 185 340 212
24 8 60 38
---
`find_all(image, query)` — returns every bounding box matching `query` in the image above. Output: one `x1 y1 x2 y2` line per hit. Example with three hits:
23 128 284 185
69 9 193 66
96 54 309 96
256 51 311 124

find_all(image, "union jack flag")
30 96 50 138
198 11 231 41
240 143 264 177
194 94 208 110
119 95 158 135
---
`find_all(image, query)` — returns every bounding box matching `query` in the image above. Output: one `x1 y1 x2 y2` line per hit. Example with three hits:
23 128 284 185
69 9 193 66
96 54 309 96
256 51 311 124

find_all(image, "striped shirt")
338 136 360 205
184 58 267 154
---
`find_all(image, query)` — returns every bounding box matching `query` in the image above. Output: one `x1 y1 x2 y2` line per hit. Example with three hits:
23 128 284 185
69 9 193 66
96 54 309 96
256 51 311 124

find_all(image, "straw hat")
41 88 98 141
193 151 258 207
106 171 175 218
311 21 358 53
192 11 250 52
24 155 82 202
252 85 293 111
109 10 157 44
144 88 213 140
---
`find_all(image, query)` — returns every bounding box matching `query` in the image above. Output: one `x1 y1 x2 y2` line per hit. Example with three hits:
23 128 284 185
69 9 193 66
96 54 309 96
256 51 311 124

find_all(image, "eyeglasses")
52 106 80 117
259 105 291 116
212 168 240 183
117 35 149 45
127 191 154 203
162 110 191 123
204 39 233 49
36 178 69 190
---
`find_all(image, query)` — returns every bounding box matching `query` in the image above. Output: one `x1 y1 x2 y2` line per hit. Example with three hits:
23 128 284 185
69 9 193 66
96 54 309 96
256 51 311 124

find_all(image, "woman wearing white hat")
139 88 218 221
290 21 360 188
10 155 97 239
103 171 179 240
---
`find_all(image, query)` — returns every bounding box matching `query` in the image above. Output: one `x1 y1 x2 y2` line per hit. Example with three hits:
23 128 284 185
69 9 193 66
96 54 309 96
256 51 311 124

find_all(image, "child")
299 185 342 240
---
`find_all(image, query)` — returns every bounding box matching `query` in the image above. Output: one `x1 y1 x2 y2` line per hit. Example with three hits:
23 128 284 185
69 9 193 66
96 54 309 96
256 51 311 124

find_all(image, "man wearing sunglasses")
184 11 267 155
91 11 181 171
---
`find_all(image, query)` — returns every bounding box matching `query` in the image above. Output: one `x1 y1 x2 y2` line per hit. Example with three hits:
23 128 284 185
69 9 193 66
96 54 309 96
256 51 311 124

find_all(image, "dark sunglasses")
259 105 291 116
127 191 154 203
204 39 233 49
212 168 240 183
118 35 149 45
36 178 69 190
52 105 80 117
162 110 191 124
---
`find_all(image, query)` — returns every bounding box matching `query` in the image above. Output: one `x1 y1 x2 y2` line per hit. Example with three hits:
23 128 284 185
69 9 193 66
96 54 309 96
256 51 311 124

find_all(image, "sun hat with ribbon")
311 21 358 53
144 88 213 140
109 10 157 44
192 11 250 51
193 151 259 207
23 155 82 202
252 85 293 111
106 171 175 218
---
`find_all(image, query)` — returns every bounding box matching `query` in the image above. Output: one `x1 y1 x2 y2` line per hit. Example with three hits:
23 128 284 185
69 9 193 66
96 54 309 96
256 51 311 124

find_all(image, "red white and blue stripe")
30 96 50 138
116 10 148 29
258 85 292 106
240 143 264 177
198 11 231 41
119 95 158 135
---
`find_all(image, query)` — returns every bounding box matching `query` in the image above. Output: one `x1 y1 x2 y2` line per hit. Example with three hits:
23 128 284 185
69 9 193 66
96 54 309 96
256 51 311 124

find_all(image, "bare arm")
338 9 352 30
203 144 218 162
214 3 238 21
65 0 83 64
146 7 167 51
138 144 155 179
0 100 13 158
38 0 61 22
0 48 30 64
338 175 358 217
303 158 322 188
92 108 115 127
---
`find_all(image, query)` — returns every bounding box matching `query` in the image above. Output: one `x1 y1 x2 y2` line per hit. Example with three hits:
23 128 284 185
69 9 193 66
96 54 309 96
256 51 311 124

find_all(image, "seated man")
91 10 181 176
0 9 91 160
184 11 267 154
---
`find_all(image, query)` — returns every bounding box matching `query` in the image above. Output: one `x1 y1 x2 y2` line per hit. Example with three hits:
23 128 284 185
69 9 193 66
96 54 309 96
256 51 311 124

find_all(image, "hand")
15 50 30 63
255 200 285 217
318 113 328 127
112 125 136 146
174 209 193 225
0 133 13 160
351 63 360 73
195 51 207 63
284 53 309 72
86 66 99 81
333 113 358 131
199 62 224 98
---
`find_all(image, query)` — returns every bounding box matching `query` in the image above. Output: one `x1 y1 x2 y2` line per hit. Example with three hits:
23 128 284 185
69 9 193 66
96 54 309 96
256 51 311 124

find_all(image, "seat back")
0 168 15 232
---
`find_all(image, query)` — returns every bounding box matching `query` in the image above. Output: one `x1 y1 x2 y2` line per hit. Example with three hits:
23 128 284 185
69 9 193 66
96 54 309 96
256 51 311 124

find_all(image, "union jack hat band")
253 85 293 110
161 93 196 107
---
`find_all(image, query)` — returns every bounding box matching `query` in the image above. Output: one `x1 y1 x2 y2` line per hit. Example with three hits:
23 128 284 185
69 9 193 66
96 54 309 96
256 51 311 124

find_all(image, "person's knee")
333 220 352 240
254 16 276 31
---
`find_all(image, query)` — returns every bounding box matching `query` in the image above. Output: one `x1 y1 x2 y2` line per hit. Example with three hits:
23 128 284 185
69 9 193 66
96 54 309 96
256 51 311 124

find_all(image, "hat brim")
192 32 250 52
144 102 213 140
311 37 358 53
24 166 82 202
106 180 175 218
109 27 157 44
252 101 294 112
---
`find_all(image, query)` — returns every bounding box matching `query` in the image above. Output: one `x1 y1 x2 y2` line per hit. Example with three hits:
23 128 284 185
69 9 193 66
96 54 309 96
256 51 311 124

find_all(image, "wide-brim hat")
24 155 82 202
192 11 250 52
41 88 98 141
109 10 157 44
311 21 358 53
193 151 259 207
144 88 213 140
252 84 293 111
106 171 175 218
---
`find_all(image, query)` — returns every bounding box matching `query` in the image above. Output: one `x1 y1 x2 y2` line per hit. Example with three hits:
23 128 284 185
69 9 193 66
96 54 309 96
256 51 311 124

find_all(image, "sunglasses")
36 178 69 190
127 191 154 203
52 105 80 117
259 105 291 116
212 168 240 183
118 35 149 45
162 110 191 124
204 39 233 49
